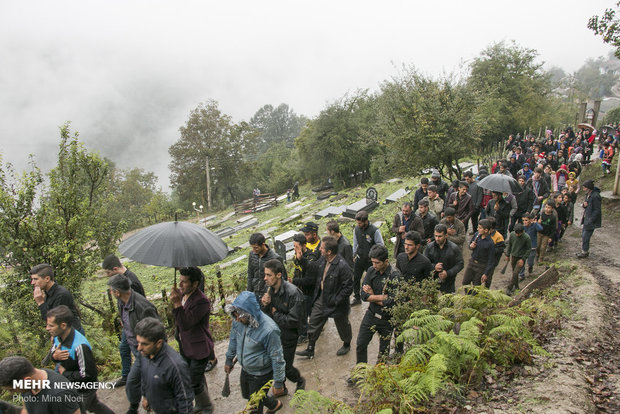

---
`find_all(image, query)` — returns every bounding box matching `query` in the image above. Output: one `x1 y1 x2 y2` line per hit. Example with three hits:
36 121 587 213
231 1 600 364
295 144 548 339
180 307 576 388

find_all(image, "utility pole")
206 156 212 210
614 155 620 196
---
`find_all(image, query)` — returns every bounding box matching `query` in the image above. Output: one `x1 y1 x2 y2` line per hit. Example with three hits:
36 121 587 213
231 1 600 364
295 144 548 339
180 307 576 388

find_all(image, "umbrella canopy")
478 173 521 194
119 221 228 268
577 123 594 131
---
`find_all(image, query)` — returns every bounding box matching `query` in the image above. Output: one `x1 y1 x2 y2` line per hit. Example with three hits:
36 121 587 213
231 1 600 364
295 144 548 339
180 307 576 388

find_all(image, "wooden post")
593 100 602 127
206 156 212 210
614 155 620 196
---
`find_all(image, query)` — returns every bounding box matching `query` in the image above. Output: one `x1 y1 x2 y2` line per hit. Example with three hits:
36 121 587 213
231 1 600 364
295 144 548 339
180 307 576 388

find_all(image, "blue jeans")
582 228 595 253
120 331 140 378
519 249 536 276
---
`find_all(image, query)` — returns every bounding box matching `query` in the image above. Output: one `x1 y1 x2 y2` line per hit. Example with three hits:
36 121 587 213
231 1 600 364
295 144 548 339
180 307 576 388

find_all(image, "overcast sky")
0 0 615 191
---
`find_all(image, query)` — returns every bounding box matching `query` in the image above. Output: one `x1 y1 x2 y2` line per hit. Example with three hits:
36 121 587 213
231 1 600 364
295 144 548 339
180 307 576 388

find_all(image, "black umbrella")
478 173 522 194
119 221 228 271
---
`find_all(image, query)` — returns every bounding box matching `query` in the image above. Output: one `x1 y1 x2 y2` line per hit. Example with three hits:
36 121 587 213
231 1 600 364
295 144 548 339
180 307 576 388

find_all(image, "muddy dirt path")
98 195 620 413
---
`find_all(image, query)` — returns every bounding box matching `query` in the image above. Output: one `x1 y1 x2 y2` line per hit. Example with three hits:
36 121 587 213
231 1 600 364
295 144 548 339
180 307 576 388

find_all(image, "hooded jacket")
225 291 286 387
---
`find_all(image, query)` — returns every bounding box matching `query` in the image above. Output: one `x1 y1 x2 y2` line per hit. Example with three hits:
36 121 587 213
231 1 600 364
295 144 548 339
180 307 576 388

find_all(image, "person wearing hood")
518 162 533 181
556 164 569 191
577 180 602 259
430 170 449 201
225 291 286 413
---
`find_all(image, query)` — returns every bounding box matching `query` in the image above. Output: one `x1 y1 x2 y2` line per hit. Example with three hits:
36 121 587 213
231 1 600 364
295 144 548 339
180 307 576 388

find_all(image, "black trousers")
281 335 301 384
308 293 352 346
353 258 370 300
299 294 313 338
462 260 491 288
240 369 278 413
466 208 480 232
356 311 393 364
181 353 209 395
80 390 114 414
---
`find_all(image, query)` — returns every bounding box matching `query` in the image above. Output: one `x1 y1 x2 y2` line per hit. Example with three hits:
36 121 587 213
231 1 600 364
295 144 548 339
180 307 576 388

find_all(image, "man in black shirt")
416 200 439 250
352 211 384 306
291 233 318 344
424 224 464 294
30 264 83 333
326 221 354 269
0 356 80 414
395 231 433 284
247 232 287 298
102 255 145 297
261 259 306 394
102 254 146 386
462 219 496 287
355 245 400 365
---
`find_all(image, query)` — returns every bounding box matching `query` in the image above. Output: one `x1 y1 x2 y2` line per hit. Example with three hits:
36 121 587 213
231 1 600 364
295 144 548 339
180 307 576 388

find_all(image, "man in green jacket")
504 223 531 295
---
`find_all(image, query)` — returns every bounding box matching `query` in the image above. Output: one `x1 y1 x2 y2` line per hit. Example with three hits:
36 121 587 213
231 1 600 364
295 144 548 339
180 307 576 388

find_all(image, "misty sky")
0 0 615 191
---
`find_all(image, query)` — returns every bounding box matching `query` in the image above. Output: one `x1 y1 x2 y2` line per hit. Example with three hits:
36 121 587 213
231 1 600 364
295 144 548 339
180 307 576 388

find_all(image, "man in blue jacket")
225 291 286 413
577 179 602 258
126 317 194 414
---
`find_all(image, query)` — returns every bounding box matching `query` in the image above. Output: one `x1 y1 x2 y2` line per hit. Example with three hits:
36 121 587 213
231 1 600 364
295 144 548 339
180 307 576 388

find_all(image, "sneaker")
204 358 218 372
296 376 306 392
113 377 127 387
266 400 283 413
336 345 351 356
350 298 362 306
576 251 589 259
296 347 314 359
297 335 308 345
268 386 288 398
346 377 356 387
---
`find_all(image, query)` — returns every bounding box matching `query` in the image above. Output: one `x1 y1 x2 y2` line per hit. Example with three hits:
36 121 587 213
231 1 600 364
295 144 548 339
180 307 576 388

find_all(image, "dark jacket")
526 177 550 207
413 187 428 212
173 289 213 361
51 328 98 393
485 198 511 233
291 249 318 297
39 283 82 332
417 211 439 245
337 235 354 269
424 240 464 293
391 211 424 257
360 265 400 319
430 178 450 200
515 186 534 217
354 223 382 260
311 255 353 318
583 187 602 230
247 246 286 297
117 289 160 334
539 211 557 237
467 180 483 210
127 343 194 414
125 268 145 297
262 280 305 340
446 192 474 223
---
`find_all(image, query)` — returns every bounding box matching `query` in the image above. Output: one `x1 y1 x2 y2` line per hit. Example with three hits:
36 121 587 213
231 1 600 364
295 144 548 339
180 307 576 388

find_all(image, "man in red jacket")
170 267 214 413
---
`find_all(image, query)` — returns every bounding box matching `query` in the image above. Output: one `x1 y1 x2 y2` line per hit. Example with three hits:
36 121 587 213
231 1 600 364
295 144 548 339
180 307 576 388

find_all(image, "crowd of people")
0 126 612 413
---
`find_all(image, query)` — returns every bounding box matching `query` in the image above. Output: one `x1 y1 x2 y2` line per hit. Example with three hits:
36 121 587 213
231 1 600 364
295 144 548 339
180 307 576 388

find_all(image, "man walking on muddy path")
576 179 602 258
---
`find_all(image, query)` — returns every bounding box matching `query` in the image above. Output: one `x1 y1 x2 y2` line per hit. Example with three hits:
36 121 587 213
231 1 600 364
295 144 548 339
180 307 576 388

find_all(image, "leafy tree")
573 57 619 100
372 68 481 180
468 41 554 148
169 100 259 208
295 92 375 185
249 103 307 151
604 104 620 123
0 123 123 341
589 2 620 59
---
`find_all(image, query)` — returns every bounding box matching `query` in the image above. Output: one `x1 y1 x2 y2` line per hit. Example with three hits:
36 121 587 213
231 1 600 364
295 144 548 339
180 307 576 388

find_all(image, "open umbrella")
577 123 594 131
478 174 522 194
119 221 228 278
